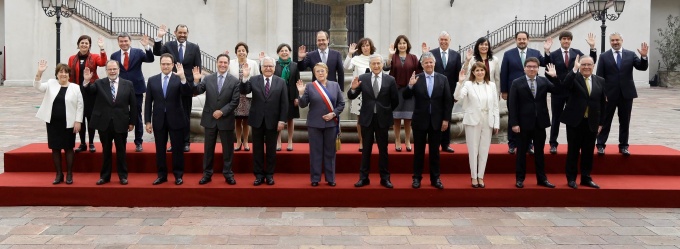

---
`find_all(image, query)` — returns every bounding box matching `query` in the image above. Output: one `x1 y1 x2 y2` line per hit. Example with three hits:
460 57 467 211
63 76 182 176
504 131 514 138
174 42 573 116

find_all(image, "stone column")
329 4 349 57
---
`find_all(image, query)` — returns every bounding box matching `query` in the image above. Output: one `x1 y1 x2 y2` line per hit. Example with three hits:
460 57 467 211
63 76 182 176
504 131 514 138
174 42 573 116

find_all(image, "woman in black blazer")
270 43 302 151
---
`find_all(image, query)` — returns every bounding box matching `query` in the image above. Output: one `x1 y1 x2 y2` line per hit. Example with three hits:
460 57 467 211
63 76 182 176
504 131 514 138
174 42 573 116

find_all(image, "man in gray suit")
241 57 289 186
193 54 240 185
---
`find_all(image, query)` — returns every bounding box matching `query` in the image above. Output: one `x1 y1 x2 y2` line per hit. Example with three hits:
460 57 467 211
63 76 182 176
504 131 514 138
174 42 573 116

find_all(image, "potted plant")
654 15 680 87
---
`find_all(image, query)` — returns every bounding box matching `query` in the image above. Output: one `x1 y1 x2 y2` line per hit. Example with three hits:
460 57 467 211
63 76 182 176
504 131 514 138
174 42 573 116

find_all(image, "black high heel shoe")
406 146 412 152
234 143 242 151
74 144 87 153
89 144 96 153
53 174 64 184
65 173 73 184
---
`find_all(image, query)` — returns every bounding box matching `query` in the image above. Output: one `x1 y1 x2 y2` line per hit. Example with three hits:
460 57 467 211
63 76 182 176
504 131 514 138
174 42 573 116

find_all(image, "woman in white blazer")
463 37 501 95
454 62 500 188
344 37 375 152
229 42 261 152
34 60 84 184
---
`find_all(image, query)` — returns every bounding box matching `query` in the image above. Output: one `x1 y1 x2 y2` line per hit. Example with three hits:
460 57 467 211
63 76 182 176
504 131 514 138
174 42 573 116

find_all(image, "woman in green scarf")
273 43 302 151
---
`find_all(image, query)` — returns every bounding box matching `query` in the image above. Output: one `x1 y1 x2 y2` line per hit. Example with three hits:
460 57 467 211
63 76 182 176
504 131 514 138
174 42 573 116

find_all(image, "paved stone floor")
1 85 679 248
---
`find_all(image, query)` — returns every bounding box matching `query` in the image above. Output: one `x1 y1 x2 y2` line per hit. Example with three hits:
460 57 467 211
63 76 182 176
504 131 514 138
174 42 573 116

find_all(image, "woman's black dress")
46 87 75 149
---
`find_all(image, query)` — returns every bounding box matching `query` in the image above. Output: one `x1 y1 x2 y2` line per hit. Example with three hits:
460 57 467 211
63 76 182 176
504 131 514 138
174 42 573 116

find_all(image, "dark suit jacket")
552 71 607 132
195 73 240 130
347 73 399 129
275 61 301 104
403 72 453 131
241 75 289 130
428 48 462 90
297 49 345 91
545 48 597 96
500 48 545 93
110 48 155 94
596 49 648 100
144 73 194 131
508 76 554 130
85 78 137 133
153 40 202 83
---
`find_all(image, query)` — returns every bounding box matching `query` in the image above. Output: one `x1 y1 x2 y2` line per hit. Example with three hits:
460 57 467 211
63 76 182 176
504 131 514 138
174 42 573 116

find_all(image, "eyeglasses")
524 65 539 69
262 65 275 68
580 63 594 67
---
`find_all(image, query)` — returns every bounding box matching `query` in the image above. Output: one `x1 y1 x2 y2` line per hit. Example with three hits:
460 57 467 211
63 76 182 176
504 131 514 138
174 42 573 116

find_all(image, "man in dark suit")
110 32 155 153
548 56 606 189
595 33 648 156
144 53 194 185
192 54 240 185
501 31 550 155
403 52 453 189
82 60 137 185
240 57 289 186
297 31 345 91
153 24 202 152
348 54 399 189
508 57 556 189
420 31 461 153
545 31 598 154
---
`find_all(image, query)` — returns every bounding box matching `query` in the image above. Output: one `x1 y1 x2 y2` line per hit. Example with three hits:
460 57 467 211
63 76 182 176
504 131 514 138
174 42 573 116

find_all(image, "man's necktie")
218 75 224 93
427 75 433 113
321 51 327 64
123 51 129 70
373 75 380 113
178 43 184 64
530 78 536 98
442 51 448 68
520 50 526 67
162 75 169 98
265 78 271 98
110 81 116 103
615 50 622 70
564 50 569 68
585 77 591 118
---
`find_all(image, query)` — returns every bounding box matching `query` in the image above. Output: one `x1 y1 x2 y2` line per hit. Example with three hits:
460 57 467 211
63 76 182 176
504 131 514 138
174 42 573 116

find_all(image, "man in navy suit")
595 33 648 156
421 31 461 153
544 31 598 154
348 54 399 189
298 31 345 91
144 53 194 185
110 32 155 153
154 24 202 152
508 57 556 189
403 52 453 189
501 31 549 155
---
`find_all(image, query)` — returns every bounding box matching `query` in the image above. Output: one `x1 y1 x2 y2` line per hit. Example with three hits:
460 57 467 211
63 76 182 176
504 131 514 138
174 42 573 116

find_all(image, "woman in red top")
68 35 107 153
385 35 421 152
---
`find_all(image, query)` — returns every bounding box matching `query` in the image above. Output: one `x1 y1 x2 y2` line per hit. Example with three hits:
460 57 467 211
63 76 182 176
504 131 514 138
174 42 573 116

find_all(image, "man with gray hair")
240 57 289 186
421 31 462 153
349 54 399 188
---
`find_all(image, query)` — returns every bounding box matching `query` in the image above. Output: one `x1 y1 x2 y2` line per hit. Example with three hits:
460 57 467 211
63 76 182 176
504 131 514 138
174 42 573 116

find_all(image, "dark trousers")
134 94 144 145
202 127 235 178
515 121 547 182
565 118 596 183
359 116 390 181
507 98 533 149
440 124 450 149
153 116 185 179
413 123 442 182
308 127 337 183
182 95 192 146
252 120 278 179
597 97 633 149
549 95 568 146
98 120 128 180
78 115 96 145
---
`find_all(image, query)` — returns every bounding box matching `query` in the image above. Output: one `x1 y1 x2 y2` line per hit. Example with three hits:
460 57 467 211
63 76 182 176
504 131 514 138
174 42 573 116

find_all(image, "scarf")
278 58 291 82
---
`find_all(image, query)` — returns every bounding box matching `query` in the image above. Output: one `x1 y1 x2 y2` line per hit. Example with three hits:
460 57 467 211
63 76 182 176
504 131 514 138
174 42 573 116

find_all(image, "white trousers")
464 113 493 179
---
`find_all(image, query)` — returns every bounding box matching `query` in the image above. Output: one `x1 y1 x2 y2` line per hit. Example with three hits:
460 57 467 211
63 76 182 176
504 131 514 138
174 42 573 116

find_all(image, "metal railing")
458 0 589 54
72 0 216 73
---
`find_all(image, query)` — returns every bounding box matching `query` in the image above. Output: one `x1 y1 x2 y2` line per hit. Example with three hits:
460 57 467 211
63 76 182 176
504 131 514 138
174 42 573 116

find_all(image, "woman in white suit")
229 42 260 151
463 37 501 95
454 62 500 188
34 60 84 184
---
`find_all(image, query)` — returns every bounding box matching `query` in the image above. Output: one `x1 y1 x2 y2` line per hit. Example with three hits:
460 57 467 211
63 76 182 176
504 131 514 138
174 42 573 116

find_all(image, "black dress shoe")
354 179 370 187
311 182 319 187
395 146 402 152
508 147 516 154
89 144 96 153
442 147 455 153
153 177 167 185
254 178 264 186
550 145 557 154
120 178 128 185
286 147 293 151
65 174 73 185
567 181 578 189
580 180 600 189
225 177 236 185
266 176 275 185
199 177 212 185
515 180 524 188
619 147 630 156
75 144 87 153
412 178 421 189
175 178 183 185
53 174 64 185
328 182 336 187
597 145 605 155
234 144 242 151
358 148 363 152
183 145 190 152
166 147 172 152
96 178 110 185
276 147 282 151
135 144 143 152
538 180 556 188
431 179 444 189
244 146 250 151
380 179 394 189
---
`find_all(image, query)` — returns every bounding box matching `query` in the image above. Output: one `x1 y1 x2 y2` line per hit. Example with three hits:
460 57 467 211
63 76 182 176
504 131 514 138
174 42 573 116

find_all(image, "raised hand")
638 42 649 57
223 50 230 55
572 54 581 69
37 59 48 73
140 34 150 47
388 43 396 55
421 42 430 54
351 77 361 90
408 72 418 86
543 36 553 53
465 48 473 62
458 69 467 82
545 63 557 78
296 79 305 93
348 43 358 55
83 67 93 83
192 66 201 83
586 33 596 49
259 51 265 61
174 62 186 81
242 63 251 78
157 24 167 38
97 37 105 50
298 45 307 59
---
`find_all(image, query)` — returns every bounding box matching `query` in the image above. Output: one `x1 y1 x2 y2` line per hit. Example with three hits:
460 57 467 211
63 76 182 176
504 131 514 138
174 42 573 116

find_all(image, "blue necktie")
110 81 116 103
162 75 169 98
218 75 224 93
615 50 622 70
178 43 184 63
426 75 433 97
442 51 447 69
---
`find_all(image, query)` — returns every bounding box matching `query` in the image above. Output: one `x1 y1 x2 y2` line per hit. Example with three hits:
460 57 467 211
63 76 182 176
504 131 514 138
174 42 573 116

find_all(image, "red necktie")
123 51 129 70
564 50 569 68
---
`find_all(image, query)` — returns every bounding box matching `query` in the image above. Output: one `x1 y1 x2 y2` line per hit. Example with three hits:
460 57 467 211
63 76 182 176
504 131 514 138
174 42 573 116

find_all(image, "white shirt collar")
178 41 186 47
526 75 536 81
162 73 172 79
518 47 526 53
562 48 570 53
109 77 119 83
439 48 448 54
425 72 435 78
318 48 328 54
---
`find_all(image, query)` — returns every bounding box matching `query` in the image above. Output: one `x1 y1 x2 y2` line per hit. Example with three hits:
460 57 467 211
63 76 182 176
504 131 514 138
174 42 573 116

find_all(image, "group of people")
35 24 648 189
